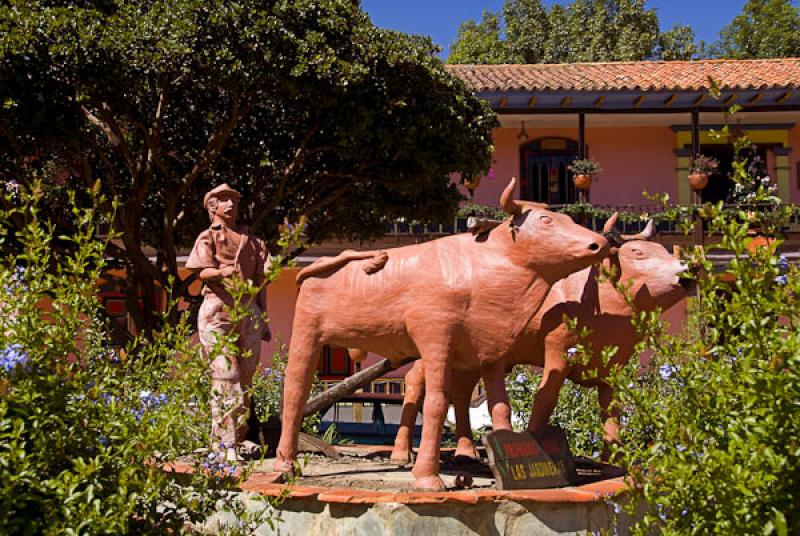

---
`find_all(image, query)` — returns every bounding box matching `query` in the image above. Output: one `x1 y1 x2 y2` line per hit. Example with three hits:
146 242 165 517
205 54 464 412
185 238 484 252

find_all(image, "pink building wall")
471 126 679 207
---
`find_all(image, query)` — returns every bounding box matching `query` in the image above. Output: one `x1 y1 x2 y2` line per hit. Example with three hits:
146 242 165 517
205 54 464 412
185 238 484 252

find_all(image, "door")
520 138 580 205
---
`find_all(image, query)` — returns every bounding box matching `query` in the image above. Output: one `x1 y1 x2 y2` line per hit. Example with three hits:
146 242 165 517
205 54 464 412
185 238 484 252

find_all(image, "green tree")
543 5 573 63
503 0 551 63
611 0 660 60
656 23 697 61
447 0 696 64
0 0 495 335
714 0 800 58
447 11 510 64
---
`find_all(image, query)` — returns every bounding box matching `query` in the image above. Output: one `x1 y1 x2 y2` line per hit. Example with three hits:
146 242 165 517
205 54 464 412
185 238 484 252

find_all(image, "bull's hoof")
454 440 479 463
273 457 297 474
390 449 415 467
412 475 446 491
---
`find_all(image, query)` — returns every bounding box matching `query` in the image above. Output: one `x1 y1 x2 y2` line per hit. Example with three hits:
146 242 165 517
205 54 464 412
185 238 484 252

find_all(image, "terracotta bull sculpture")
390 215 692 466
275 178 610 490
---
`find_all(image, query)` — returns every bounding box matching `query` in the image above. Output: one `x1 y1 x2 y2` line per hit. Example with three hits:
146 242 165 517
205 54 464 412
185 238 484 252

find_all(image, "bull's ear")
602 212 619 234
500 177 523 217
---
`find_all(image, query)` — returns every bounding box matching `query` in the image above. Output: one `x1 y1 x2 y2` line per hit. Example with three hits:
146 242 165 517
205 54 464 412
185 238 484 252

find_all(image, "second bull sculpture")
275 178 610 490
390 215 693 466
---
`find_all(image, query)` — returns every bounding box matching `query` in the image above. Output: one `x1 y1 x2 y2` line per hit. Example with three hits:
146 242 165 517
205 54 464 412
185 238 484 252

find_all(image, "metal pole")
578 111 587 204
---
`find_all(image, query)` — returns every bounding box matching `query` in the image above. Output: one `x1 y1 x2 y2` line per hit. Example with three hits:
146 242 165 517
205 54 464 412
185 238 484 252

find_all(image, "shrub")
0 183 250 533
607 128 800 533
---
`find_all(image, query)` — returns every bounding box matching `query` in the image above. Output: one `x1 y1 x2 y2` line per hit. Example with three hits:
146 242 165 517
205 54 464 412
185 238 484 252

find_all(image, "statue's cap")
204 183 241 209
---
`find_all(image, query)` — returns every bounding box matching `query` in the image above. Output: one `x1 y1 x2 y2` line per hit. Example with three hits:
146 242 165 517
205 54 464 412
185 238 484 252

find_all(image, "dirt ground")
251 449 497 492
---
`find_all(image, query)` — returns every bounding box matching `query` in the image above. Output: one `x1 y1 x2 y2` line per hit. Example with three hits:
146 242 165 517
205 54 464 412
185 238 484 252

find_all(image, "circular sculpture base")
175 445 639 535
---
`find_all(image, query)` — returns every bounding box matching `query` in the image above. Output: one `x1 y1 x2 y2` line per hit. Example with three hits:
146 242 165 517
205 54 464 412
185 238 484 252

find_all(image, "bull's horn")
622 220 655 241
602 212 619 234
500 177 522 217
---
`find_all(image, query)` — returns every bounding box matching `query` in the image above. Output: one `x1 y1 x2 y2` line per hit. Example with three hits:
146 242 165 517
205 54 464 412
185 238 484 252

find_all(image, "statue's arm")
197 265 235 281
186 230 232 281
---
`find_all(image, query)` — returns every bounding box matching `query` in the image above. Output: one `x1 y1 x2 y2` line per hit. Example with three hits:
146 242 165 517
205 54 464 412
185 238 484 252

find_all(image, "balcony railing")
385 203 800 237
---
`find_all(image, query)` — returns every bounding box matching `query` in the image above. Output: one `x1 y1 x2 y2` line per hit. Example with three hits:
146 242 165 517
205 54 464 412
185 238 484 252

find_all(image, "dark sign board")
482 426 577 490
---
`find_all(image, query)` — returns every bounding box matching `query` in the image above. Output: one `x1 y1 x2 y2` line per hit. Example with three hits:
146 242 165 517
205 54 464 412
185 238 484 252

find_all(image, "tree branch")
175 91 249 200
81 102 137 175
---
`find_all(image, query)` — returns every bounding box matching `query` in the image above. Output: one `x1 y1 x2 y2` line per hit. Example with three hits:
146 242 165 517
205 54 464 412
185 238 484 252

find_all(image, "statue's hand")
219 265 237 278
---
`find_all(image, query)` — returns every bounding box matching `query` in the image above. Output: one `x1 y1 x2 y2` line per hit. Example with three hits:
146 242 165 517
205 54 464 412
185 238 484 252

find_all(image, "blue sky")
362 1 748 58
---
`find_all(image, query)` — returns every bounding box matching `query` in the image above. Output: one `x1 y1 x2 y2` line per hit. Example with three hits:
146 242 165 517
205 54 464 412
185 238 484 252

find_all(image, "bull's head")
497 178 609 282
601 215 693 311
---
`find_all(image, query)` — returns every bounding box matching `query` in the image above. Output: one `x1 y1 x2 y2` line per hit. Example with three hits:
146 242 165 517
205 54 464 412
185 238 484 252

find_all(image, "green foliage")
502 0 551 63
606 140 800 533
447 0 694 64
506 367 604 457
0 0 495 334
0 184 258 533
713 0 800 58
567 158 602 176
656 24 698 61
447 11 511 64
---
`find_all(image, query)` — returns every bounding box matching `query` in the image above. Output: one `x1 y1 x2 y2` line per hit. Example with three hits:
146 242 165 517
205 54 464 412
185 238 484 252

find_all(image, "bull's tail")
296 250 389 286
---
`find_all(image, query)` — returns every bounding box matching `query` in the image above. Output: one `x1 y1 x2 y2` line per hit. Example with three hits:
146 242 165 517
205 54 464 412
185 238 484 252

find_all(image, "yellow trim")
675 129 790 148
528 96 537 108
776 155 791 202
676 156 692 204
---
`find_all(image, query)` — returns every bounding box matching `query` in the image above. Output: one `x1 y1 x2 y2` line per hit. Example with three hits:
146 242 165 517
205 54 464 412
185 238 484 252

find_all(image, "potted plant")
567 159 601 190
688 154 719 191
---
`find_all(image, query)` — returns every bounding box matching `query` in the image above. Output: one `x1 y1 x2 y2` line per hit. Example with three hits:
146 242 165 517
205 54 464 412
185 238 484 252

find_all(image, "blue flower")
659 364 679 380
0 344 28 373
566 347 578 358
774 275 788 286
515 373 526 385
778 255 789 272
98 435 109 447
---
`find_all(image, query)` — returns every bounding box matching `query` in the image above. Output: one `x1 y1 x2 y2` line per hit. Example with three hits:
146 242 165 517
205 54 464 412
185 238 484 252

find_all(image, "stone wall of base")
200 493 641 536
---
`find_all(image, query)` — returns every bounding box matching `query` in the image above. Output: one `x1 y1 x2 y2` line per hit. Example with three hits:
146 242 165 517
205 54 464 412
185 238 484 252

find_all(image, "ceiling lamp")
517 120 529 141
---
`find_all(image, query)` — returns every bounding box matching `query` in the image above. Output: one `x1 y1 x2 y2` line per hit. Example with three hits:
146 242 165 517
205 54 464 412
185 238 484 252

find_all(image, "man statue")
186 183 270 458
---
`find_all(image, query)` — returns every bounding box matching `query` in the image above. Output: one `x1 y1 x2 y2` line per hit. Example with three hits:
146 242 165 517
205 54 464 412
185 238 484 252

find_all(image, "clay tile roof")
446 58 800 93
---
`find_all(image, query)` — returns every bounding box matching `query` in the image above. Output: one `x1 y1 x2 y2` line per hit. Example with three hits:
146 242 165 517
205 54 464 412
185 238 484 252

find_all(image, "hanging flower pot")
688 154 718 191
573 174 593 190
567 158 601 191
688 171 709 191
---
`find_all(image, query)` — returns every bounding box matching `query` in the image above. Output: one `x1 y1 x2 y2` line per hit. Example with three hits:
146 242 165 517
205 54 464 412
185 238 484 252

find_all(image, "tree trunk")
303 355 419 418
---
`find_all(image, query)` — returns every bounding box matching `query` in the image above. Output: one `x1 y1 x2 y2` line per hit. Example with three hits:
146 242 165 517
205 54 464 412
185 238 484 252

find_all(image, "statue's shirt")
186 223 269 303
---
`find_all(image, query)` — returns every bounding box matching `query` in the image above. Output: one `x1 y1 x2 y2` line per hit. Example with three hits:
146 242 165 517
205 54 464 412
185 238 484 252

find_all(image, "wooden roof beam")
777 90 793 104
693 94 707 106
664 94 677 107
723 93 737 106
634 95 645 107
594 95 605 108
748 92 763 105
560 95 572 107
527 96 537 108
498 97 508 108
